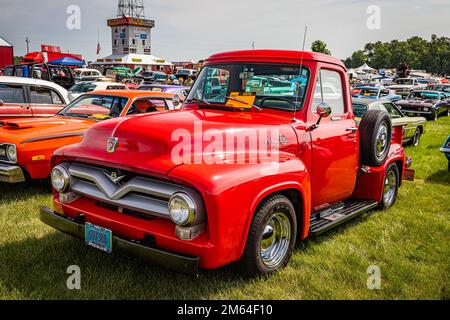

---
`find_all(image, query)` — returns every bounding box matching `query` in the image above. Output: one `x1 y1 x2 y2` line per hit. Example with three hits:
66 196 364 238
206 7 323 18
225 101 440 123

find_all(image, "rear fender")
353 142 405 202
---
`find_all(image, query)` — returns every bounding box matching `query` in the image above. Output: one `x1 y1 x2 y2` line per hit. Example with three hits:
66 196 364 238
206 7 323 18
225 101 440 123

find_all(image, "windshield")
186 63 310 111
395 79 414 85
69 83 97 93
407 91 439 100
427 85 450 93
58 94 129 120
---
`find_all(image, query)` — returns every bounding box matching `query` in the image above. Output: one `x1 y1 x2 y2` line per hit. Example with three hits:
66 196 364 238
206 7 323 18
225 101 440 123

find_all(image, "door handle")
346 127 358 133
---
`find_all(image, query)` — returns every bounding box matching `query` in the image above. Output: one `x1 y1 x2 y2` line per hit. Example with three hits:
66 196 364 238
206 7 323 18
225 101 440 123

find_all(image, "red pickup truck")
40 50 412 276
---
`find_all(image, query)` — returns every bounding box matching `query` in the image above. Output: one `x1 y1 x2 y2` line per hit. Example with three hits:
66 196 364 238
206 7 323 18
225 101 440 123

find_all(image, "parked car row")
0 49 446 277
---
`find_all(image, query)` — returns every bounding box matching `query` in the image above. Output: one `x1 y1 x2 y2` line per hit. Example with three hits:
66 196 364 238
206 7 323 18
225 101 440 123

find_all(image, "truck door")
309 68 358 210
0 83 32 118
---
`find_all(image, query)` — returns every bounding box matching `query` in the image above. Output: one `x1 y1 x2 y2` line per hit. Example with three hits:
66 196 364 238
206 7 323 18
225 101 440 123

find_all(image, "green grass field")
0 117 449 300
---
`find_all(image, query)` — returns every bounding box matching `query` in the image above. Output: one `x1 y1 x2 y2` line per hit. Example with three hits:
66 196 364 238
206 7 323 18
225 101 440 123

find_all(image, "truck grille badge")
104 170 126 184
106 137 119 153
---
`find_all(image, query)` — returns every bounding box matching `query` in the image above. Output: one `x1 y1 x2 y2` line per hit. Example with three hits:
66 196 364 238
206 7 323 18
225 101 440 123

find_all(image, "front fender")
168 156 311 267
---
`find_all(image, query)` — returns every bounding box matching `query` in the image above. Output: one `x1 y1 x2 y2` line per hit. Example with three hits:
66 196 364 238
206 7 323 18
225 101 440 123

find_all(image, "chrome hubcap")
376 123 389 160
383 170 397 206
260 212 291 268
413 131 420 146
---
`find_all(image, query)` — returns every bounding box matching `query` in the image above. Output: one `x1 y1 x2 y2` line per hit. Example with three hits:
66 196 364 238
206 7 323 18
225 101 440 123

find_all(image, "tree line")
342 35 450 76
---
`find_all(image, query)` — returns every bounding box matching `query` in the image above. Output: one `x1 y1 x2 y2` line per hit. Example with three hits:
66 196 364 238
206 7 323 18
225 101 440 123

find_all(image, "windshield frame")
186 62 311 112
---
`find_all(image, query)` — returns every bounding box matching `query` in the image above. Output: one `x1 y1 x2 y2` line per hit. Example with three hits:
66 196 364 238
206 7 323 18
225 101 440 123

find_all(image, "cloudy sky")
1 0 449 62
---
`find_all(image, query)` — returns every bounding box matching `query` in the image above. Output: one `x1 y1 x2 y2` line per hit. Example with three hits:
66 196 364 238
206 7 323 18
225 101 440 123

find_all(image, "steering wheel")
258 96 300 108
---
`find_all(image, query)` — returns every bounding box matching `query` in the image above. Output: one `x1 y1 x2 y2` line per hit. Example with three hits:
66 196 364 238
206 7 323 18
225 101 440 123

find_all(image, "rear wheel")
412 128 421 146
379 163 399 210
239 194 297 277
359 110 392 167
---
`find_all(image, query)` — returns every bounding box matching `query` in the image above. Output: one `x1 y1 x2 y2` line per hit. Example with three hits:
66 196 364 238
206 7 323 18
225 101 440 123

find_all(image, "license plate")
403 168 415 181
85 222 112 253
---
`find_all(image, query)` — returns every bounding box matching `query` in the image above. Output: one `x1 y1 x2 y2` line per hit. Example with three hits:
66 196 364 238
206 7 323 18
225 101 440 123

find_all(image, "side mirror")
310 103 332 131
316 103 332 118
172 95 181 108
0 100 4 106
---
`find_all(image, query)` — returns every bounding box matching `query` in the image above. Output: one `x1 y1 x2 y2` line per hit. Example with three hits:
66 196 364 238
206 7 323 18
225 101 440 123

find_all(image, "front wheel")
239 194 297 277
379 163 400 210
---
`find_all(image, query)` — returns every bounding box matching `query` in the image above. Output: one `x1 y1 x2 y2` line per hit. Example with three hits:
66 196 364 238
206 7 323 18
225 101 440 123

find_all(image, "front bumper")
40 206 200 275
0 163 26 183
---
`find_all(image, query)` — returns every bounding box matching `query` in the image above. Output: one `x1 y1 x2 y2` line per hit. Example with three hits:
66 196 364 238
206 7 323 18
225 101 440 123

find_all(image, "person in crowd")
178 77 185 86
184 76 195 87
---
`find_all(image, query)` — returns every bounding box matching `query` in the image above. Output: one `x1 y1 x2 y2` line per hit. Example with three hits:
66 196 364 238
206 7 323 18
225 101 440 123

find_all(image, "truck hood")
61 108 298 178
0 116 93 145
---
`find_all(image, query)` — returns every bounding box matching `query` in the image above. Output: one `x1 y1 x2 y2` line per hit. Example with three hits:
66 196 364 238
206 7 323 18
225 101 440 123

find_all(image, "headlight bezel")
6 144 17 163
168 192 197 227
51 165 71 193
0 143 18 164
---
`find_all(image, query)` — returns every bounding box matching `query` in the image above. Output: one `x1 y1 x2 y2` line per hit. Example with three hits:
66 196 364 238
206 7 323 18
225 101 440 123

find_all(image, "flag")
96 42 101 55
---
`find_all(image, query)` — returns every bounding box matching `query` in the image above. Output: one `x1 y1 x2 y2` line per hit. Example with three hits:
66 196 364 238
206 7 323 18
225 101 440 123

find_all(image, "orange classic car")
0 90 180 183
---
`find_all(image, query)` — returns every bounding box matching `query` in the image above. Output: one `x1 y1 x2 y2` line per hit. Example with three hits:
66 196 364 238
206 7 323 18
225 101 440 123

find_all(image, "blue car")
441 136 450 172
352 86 402 101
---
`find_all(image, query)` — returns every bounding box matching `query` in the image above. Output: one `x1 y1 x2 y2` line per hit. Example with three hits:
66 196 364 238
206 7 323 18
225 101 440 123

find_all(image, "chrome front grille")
66 163 198 219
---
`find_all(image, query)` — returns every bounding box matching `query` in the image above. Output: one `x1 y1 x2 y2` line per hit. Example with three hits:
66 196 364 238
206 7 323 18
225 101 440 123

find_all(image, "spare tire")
359 110 392 167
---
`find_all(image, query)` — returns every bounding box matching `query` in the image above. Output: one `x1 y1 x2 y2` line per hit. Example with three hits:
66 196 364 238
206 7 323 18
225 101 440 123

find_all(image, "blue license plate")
85 223 112 253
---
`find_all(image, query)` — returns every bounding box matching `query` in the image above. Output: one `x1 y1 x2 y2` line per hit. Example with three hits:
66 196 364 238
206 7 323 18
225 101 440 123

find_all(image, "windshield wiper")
185 97 211 105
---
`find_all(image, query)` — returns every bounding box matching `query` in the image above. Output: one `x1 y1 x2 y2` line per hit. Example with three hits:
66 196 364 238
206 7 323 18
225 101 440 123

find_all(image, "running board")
309 200 378 236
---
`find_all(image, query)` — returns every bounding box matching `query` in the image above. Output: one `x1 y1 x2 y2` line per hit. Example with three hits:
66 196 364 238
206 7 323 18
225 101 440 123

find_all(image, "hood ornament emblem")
106 137 119 153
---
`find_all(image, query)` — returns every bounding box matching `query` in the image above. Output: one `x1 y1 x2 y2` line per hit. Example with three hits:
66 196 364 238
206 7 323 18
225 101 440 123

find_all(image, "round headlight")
6 144 17 162
51 165 70 192
168 193 196 226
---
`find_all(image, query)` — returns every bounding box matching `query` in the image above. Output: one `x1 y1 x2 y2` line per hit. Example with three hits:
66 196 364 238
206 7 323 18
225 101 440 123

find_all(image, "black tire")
412 128 421 147
359 110 392 167
379 163 399 210
239 194 297 277
429 110 438 121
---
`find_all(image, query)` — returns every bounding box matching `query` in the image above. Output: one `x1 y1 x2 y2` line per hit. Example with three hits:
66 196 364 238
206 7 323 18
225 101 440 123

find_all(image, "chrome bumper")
0 163 26 183
39 206 200 275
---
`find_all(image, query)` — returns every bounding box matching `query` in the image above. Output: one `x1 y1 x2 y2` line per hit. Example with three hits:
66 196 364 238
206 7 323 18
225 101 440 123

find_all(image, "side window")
29 86 53 104
352 103 368 118
0 84 26 103
51 90 64 104
380 90 390 97
312 69 345 115
128 98 168 115
381 102 402 118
